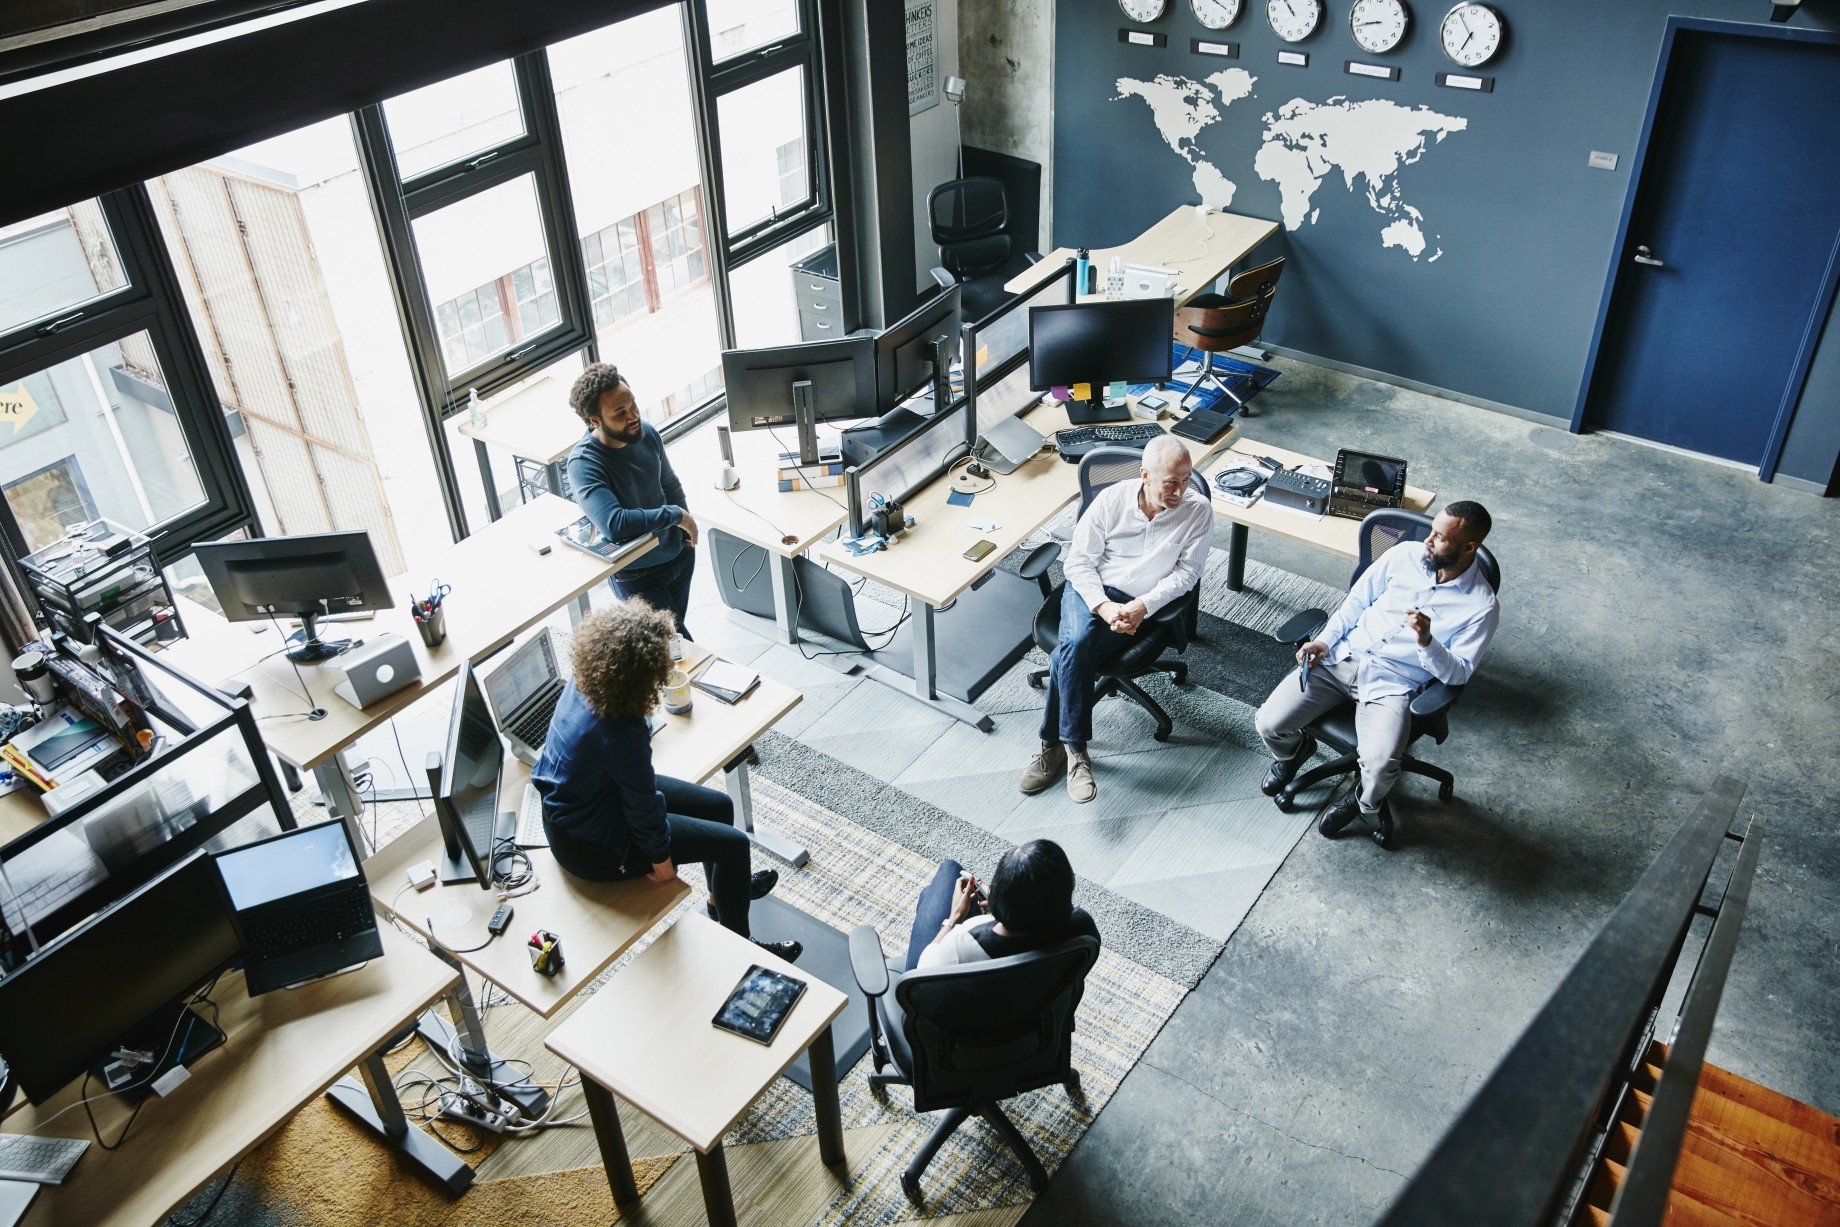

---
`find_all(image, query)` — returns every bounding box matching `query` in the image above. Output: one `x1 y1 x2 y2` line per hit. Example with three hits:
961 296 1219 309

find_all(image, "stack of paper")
692 660 761 705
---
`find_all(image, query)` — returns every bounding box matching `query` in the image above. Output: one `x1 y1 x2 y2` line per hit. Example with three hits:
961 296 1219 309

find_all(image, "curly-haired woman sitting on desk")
533 601 801 962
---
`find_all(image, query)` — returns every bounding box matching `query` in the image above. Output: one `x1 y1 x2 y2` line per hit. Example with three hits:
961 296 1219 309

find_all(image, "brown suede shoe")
1019 744 1068 794
1066 753 1096 804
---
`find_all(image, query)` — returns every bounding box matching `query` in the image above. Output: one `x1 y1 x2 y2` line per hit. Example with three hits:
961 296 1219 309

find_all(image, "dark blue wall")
1052 0 1839 483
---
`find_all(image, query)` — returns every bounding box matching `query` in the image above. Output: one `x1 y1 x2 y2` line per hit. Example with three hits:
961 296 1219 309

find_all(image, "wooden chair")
1173 255 1285 415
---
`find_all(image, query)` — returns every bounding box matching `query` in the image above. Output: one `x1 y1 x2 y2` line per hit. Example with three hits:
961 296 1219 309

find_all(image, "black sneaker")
753 938 803 963
705 870 781 920
1261 734 1317 797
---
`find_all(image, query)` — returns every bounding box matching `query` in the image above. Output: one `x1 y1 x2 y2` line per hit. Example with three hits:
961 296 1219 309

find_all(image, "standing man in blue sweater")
567 363 698 636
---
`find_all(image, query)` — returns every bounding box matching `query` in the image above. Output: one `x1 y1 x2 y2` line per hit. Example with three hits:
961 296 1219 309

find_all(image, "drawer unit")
791 244 841 342
19 519 184 645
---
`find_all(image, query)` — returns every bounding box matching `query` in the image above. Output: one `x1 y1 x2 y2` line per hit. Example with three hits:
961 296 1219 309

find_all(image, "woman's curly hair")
569 601 675 719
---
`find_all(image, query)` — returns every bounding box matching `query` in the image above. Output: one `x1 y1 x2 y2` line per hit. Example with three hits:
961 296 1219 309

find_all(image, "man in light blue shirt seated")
1256 501 1498 836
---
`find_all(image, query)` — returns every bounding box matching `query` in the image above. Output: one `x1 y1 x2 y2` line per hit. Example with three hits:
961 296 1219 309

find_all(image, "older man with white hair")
1020 434 1213 803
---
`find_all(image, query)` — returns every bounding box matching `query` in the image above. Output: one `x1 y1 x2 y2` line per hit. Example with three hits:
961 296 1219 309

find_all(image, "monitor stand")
1066 397 1132 426
101 1000 226 1104
287 612 352 663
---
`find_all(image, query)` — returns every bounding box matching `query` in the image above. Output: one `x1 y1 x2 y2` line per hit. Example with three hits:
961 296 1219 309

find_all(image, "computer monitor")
1028 298 1175 424
722 336 877 466
192 531 395 664
875 285 962 413
0 851 239 1105
426 662 512 888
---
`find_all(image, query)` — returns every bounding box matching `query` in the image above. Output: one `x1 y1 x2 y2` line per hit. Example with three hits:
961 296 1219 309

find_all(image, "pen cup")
661 667 693 715
415 603 446 648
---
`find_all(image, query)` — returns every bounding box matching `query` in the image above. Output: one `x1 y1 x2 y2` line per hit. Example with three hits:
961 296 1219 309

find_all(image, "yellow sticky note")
1071 382 1092 401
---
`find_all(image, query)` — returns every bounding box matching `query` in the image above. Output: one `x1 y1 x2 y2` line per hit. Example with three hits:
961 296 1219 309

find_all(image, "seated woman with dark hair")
904 839 1099 970
534 601 800 962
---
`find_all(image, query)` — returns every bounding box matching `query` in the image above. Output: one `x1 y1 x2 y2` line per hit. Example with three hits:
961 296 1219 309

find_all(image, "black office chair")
849 924 1100 1205
1268 508 1501 848
927 177 1040 321
1025 447 1209 742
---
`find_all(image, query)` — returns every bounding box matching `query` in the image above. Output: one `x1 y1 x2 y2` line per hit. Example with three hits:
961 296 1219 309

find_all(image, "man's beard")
1424 544 1459 572
617 418 642 440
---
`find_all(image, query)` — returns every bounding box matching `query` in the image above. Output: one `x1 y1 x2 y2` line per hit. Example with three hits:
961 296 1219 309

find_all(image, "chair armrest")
1018 540 1061 581
1274 609 1328 644
849 925 891 998
929 266 956 290
1149 597 1190 626
1410 682 1462 717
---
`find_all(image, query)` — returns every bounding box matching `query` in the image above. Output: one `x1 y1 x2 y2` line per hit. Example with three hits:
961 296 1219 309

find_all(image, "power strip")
441 1093 511 1133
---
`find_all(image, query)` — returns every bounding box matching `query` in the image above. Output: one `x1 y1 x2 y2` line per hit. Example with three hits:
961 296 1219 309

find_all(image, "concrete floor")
1019 360 1840 1225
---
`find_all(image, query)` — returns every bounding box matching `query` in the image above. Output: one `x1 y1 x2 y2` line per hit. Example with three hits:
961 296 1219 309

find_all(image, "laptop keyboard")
0 1135 89 1185
243 893 376 963
506 687 561 749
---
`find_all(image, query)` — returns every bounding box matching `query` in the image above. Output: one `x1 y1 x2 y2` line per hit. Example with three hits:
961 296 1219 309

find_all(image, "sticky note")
1071 382 1092 401
946 488 974 506
1108 380 1127 401
1051 385 1071 401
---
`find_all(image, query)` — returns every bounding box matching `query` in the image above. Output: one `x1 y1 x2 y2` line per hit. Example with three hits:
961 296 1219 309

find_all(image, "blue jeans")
611 546 695 638
1039 584 1139 747
904 860 965 969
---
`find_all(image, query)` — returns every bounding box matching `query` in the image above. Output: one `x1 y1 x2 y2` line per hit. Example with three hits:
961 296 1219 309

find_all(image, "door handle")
1632 245 1665 267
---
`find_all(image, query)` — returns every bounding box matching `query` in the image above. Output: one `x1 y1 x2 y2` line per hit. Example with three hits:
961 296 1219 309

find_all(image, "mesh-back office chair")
1269 508 1501 847
848 924 1100 1205
1024 446 1209 742
927 178 1040 321
1174 256 1286 416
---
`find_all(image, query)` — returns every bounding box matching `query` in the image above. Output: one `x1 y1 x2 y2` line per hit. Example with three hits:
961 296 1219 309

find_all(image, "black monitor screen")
1336 451 1407 496
1028 298 1174 392
877 286 961 410
723 336 877 433
192 532 394 623
0 852 239 1104
438 663 503 888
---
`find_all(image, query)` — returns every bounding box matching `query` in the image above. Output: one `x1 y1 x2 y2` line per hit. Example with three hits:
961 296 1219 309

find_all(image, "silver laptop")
975 413 1048 475
483 629 566 767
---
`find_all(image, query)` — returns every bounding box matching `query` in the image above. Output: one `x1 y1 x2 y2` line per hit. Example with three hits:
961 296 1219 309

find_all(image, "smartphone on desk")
963 540 996 562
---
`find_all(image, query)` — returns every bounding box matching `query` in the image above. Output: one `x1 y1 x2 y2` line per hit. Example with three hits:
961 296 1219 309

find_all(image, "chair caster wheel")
1064 1070 1082 1094
1028 675 1045 690
901 1172 923 1205
1153 727 1171 743
1275 791 1297 813
1438 782 1454 802
1371 810 1395 848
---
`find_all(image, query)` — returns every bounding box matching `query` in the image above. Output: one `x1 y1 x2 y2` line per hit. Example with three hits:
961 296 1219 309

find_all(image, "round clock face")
1439 2 1502 66
1120 0 1168 21
1191 0 1243 30
1349 0 1408 53
1264 0 1322 42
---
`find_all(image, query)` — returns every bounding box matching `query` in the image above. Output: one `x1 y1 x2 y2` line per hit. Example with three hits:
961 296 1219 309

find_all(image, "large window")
413 174 560 378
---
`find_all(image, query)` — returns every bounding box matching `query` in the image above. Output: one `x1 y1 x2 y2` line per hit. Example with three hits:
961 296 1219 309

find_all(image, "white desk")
1009 205 1281 305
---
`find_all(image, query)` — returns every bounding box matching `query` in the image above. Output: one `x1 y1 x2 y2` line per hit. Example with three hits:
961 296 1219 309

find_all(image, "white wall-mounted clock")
1349 0 1409 54
1120 0 1169 22
1438 2 1502 67
1265 0 1323 42
1191 0 1243 30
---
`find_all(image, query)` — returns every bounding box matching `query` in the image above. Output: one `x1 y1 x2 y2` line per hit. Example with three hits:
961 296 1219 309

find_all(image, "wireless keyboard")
1053 421 1167 461
0 1134 89 1185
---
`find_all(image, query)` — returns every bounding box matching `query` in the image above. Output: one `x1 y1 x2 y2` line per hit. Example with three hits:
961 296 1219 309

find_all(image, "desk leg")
543 459 566 497
580 1077 641 1205
326 1052 474 1196
726 757 810 868
1226 523 1248 592
313 754 368 855
767 553 800 645
911 602 939 700
696 1145 740 1227
411 963 553 1120
473 439 503 522
809 1025 845 1166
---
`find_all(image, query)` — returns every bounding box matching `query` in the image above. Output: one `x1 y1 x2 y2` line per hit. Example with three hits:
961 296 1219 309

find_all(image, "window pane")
551 10 723 429
412 174 556 378
716 67 808 238
0 201 127 337
150 120 452 577
0 334 205 551
705 0 799 63
383 62 525 180
442 353 588 530
730 226 831 350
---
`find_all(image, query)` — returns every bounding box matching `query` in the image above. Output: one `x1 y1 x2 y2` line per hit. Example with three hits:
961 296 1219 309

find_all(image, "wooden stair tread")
1657 1061 1840 1226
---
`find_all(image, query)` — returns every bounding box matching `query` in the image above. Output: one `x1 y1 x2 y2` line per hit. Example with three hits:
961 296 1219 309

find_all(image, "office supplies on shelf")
692 660 761 705
1264 468 1333 516
483 628 565 767
5 708 117 789
214 820 382 996
0 1134 87 1184
1329 449 1410 521
711 964 808 1045
1171 403 1238 444
1053 421 1167 461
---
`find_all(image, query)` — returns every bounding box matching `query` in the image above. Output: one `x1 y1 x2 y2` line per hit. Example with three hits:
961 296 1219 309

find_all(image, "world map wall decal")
1115 70 1468 261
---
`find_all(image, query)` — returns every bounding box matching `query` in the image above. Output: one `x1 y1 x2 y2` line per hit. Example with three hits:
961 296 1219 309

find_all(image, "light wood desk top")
366 645 799 1017
818 398 1234 608
1208 438 1437 560
544 911 846 1154
456 372 584 466
4 922 456 1227
667 421 850 558
162 494 648 771
1009 205 1281 304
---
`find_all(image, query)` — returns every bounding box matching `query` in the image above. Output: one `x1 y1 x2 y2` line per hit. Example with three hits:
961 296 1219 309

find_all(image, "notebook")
691 660 761 705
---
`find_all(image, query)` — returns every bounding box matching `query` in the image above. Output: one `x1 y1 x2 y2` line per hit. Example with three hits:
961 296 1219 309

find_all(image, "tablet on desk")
712 965 807 1045
555 517 652 565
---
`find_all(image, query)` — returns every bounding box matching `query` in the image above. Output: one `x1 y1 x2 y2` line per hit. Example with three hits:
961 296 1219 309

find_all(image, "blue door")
1584 27 1840 466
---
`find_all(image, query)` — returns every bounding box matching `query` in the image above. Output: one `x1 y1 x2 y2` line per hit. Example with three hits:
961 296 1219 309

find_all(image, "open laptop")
974 413 1048 474
483 629 566 767
212 820 381 996
1328 449 1409 521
